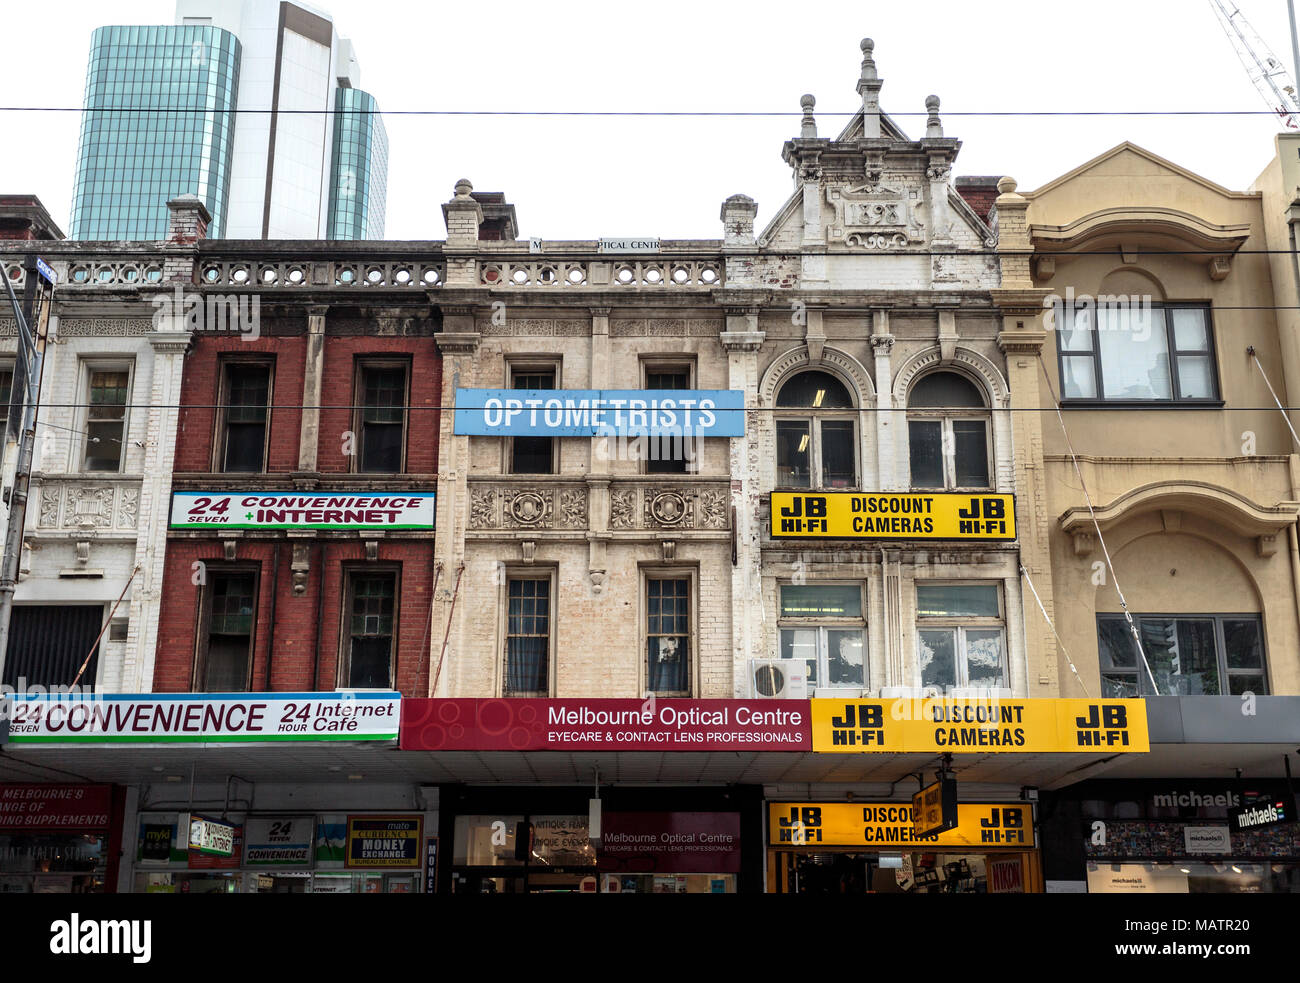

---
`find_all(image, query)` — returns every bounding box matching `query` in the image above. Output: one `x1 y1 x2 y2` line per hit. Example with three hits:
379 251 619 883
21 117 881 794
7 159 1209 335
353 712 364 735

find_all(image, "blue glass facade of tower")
69 25 241 240
326 87 388 240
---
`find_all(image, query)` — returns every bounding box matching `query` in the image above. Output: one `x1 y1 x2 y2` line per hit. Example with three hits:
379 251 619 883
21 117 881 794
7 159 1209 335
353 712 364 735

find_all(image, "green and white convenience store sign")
5 692 400 745
170 491 435 531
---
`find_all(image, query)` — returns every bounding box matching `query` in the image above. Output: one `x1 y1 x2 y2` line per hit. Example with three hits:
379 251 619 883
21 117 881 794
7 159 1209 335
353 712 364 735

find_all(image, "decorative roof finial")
925 95 943 138
858 38 884 138
453 178 474 199
800 94 817 139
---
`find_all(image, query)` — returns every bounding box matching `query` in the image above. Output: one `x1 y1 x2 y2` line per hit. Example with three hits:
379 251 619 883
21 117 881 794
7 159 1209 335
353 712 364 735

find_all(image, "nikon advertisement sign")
770 492 1015 541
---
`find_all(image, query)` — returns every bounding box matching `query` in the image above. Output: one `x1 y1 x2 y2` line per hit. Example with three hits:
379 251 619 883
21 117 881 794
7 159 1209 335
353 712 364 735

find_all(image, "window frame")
499 568 556 697
641 567 698 698
1096 612 1268 697
193 565 259 693
78 359 134 474
639 357 698 475
776 581 868 692
914 581 1007 691
906 371 993 492
214 355 274 474
0 360 14 439
505 358 562 475
351 357 411 475
1055 302 1222 406
773 371 860 491
339 566 400 690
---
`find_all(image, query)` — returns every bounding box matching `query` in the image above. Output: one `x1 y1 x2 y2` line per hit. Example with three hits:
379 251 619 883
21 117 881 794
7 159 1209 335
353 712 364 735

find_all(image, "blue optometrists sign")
453 389 746 437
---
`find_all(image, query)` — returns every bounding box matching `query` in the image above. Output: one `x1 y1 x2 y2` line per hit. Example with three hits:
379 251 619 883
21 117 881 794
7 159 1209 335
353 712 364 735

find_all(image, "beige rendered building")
1014 141 1300 701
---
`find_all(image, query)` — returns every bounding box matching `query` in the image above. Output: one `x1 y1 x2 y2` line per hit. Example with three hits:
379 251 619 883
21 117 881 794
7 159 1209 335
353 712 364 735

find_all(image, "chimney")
720 194 759 248
443 179 484 247
165 194 211 244
0 195 64 241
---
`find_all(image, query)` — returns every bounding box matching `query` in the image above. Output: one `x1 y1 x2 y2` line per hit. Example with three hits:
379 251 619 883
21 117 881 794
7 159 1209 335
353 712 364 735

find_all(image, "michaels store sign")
453 389 746 437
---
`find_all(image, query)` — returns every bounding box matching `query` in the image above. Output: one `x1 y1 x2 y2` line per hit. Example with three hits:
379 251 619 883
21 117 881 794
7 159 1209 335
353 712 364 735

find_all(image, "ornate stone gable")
827 180 927 249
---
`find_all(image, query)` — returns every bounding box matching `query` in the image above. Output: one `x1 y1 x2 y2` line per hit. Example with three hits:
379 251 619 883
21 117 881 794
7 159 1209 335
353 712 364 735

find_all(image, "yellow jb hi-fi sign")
808 698 1149 754
770 492 1016 540
769 802 1035 848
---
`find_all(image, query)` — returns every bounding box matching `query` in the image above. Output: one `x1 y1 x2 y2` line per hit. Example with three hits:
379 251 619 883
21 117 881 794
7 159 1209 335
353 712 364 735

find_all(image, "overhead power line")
1 106 1300 117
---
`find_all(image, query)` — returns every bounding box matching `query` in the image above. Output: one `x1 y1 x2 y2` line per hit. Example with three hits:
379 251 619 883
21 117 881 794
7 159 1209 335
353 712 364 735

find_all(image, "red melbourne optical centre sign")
400 699 812 751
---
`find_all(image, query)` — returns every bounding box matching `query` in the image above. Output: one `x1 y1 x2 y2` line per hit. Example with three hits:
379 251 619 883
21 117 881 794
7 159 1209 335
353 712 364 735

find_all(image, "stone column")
431 309 481 696
588 307 611 590
721 311 765 695
442 179 483 288
297 305 327 476
122 329 190 692
870 310 895 491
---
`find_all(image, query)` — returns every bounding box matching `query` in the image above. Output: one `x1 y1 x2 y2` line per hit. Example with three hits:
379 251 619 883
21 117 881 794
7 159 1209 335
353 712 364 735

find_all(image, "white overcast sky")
1 0 1297 240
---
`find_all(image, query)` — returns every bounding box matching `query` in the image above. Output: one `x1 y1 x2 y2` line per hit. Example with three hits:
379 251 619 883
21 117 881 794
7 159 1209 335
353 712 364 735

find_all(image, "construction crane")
1209 0 1300 128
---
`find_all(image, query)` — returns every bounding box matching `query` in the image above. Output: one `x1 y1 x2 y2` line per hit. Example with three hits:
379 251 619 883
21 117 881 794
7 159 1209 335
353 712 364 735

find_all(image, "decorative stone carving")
506 490 550 527
56 318 154 337
828 183 926 249
75 541 91 566
469 489 497 529
560 489 587 527
699 490 729 529
648 490 689 527
610 490 637 529
67 486 113 528
1071 531 1094 557
480 318 587 337
117 487 139 528
291 542 311 595
39 487 60 527
589 569 607 595
521 541 536 563
661 540 677 562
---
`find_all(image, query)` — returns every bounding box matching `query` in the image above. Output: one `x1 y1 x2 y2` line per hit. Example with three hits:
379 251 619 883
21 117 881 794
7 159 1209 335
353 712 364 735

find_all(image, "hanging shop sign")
345 816 423 869
6 692 401 745
770 492 1016 541
0 784 111 830
913 776 958 838
453 389 746 437
809 698 1149 753
425 837 439 894
244 817 314 866
400 699 811 751
186 814 236 856
769 802 1035 848
1227 797 1290 833
170 491 435 531
599 812 742 874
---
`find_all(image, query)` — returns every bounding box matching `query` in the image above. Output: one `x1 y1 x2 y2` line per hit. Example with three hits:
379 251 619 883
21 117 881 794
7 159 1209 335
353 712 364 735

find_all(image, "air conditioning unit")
749 659 808 699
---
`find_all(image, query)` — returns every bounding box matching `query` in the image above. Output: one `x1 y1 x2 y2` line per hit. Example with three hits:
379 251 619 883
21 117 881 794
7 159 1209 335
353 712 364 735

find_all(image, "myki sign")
453 389 746 437
401 699 810 751
6 692 400 745
0 784 112 830
171 491 435 531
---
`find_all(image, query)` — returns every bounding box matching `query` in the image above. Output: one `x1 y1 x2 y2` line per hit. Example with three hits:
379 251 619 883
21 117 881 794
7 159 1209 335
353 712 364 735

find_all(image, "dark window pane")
952 421 989 487
359 366 406 472
2 605 102 688
776 371 852 408
1101 674 1139 699
506 579 549 694
1224 619 1264 669
820 421 855 488
647 371 688 390
512 371 555 391
646 432 689 473
908 372 984 408
0 369 12 433
1175 619 1219 695
776 421 811 487
1098 619 1136 669
85 370 129 471
909 420 943 488
204 636 250 691
222 364 269 472
919 629 955 689
648 579 689 692
826 629 865 686
1228 673 1266 696
205 573 254 691
780 585 862 618
917 584 998 618
348 574 394 689
349 637 391 688
512 436 553 474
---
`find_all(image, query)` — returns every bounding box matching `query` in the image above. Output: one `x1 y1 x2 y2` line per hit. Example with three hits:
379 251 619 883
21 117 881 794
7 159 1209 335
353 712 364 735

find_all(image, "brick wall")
317 337 442 473
155 539 434 695
175 334 307 473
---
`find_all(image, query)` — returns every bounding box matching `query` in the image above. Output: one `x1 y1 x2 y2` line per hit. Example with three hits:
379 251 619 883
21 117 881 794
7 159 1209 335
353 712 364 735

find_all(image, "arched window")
775 370 857 489
907 371 990 489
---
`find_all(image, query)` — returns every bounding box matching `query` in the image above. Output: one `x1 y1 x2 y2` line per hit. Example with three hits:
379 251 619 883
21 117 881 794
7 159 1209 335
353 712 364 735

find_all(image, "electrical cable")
2 107 1299 117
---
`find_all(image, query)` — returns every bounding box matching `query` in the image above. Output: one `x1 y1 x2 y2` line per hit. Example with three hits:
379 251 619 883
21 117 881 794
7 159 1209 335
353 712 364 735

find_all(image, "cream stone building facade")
431 40 1049 701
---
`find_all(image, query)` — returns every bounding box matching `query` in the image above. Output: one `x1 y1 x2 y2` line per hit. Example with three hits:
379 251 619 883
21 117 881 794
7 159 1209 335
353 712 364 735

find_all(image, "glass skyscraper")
69 3 389 241
327 87 388 240
70 25 241 240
